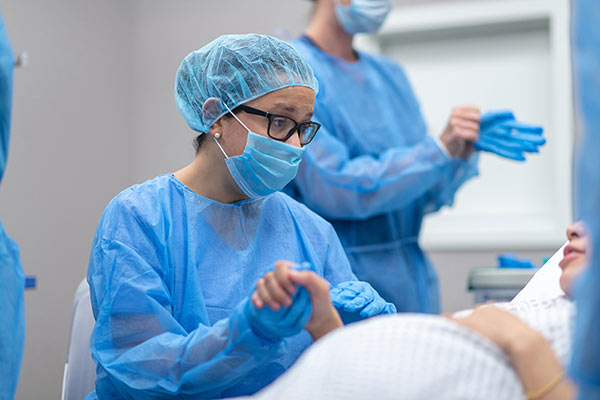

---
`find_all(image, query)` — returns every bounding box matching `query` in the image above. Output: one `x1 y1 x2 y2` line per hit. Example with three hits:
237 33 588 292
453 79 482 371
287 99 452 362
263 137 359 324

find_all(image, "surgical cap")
175 34 319 133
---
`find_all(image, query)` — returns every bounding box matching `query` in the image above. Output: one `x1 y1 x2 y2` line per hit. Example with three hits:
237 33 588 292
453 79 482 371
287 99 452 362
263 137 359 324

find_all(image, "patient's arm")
289 269 343 340
451 306 574 399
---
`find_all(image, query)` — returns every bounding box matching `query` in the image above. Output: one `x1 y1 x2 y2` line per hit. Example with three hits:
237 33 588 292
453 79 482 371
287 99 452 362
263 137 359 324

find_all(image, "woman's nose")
567 221 585 240
286 133 302 148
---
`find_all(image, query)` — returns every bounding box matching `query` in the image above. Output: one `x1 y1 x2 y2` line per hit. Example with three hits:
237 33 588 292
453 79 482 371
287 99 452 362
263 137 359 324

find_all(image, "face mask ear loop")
222 101 252 133
212 100 251 160
212 134 229 159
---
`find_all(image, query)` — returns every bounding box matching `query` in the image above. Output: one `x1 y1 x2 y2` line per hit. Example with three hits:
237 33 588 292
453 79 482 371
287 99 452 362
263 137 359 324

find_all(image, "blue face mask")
213 105 305 199
334 0 393 35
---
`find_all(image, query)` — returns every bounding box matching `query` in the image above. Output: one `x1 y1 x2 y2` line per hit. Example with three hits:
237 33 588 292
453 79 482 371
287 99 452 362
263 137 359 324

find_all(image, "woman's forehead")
253 86 315 104
248 86 316 115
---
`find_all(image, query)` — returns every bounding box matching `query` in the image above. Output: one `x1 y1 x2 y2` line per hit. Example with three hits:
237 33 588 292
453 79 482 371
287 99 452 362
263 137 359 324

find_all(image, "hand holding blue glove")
475 110 545 161
330 281 396 325
245 262 314 341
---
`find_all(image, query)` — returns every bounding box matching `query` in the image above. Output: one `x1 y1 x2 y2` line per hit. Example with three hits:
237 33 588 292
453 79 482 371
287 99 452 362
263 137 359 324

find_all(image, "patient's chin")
559 260 587 297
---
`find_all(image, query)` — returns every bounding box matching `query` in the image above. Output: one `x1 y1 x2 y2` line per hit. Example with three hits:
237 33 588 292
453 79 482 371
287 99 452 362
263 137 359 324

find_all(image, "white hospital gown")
243 296 574 400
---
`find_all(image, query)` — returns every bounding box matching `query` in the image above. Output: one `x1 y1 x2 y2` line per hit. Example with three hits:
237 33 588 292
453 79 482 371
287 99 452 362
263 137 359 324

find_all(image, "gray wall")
128 0 313 183
0 1 565 399
1 1 134 399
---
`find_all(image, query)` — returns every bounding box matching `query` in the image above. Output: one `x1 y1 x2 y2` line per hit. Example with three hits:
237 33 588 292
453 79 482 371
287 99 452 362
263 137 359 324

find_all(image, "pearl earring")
214 133 221 139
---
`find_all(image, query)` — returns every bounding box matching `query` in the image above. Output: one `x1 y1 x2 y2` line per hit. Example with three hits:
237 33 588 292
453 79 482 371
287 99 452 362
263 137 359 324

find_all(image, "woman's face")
559 221 590 296
218 86 316 157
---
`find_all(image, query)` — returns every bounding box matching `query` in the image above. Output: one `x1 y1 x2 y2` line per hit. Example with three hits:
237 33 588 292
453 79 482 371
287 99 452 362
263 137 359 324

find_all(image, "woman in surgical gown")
86 34 393 400
286 0 481 313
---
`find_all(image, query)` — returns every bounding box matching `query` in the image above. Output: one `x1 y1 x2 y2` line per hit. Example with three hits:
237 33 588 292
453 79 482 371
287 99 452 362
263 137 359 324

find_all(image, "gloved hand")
497 253 538 269
475 110 545 161
330 281 396 325
245 262 314 341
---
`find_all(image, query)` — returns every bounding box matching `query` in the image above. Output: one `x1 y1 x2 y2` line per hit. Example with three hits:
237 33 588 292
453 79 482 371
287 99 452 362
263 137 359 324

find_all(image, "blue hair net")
174 34 319 133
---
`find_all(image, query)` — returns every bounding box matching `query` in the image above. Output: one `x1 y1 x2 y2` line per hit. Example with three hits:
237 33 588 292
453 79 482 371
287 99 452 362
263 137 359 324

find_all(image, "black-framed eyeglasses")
236 104 321 146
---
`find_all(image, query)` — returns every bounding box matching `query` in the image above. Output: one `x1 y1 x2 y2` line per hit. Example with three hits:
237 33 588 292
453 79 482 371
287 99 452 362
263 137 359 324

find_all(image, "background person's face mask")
213 104 305 199
334 0 393 35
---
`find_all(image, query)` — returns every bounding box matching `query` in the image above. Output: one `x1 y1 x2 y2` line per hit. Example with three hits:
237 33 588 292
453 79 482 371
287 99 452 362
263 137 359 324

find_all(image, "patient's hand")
289 269 343 341
450 306 574 399
449 305 539 356
251 261 342 341
251 261 299 311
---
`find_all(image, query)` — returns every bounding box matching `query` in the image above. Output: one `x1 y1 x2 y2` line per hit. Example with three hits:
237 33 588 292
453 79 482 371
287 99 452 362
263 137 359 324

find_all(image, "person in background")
286 0 481 313
0 11 25 400
86 34 394 400
570 0 600 397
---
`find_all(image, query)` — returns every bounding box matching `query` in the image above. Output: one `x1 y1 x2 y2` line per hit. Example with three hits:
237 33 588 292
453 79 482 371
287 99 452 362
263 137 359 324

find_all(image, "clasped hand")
246 261 342 341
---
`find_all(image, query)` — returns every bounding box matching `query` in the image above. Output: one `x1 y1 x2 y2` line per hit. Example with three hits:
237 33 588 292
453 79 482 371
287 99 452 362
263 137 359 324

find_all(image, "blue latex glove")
245 262 314 341
497 253 538 269
330 281 396 325
480 109 515 132
475 110 545 161
475 137 527 161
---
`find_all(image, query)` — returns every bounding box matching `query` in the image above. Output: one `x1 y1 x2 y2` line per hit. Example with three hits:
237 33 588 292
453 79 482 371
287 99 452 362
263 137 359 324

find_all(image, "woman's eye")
272 118 287 128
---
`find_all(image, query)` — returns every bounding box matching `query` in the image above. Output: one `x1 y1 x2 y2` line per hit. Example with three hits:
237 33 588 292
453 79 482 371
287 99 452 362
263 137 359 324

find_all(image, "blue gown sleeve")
88 204 284 399
422 153 479 215
0 221 25 400
294 121 477 220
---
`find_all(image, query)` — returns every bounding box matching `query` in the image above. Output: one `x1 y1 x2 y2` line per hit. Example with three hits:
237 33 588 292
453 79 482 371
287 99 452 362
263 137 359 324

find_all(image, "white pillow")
511 242 567 303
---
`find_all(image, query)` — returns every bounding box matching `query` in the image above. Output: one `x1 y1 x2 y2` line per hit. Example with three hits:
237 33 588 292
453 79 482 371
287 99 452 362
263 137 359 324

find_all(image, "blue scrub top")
86 174 356 399
286 35 478 313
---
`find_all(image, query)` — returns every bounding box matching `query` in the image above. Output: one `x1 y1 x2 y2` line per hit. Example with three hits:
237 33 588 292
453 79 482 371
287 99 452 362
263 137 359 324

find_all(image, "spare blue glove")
480 109 515 132
330 281 396 325
497 253 538 269
245 262 314 341
475 110 545 161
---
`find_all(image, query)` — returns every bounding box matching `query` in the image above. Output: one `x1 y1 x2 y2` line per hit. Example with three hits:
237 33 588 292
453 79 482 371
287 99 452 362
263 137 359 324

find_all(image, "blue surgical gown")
287 36 478 313
86 174 356 399
0 222 24 400
571 0 600 397
0 11 25 400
